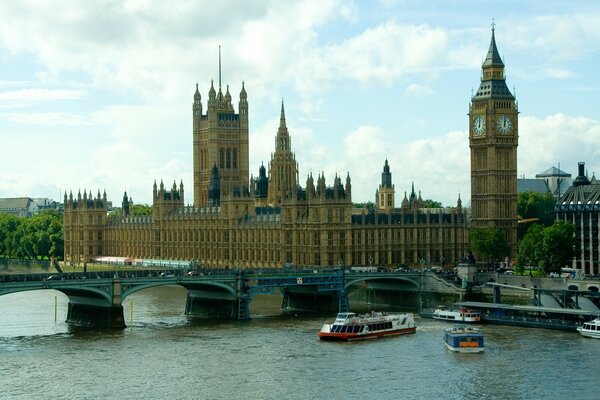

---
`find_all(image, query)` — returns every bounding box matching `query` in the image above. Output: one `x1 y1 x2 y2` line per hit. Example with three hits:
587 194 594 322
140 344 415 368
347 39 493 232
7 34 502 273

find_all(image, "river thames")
1 284 600 400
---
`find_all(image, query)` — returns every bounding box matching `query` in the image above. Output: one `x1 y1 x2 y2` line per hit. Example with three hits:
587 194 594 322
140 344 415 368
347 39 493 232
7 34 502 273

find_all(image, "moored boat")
318 311 416 341
433 306 481 323
577 317 600 339
444 326 484 353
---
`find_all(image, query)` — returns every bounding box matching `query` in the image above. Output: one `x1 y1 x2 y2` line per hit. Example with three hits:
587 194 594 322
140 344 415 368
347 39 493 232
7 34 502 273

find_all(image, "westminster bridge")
0 268 458 328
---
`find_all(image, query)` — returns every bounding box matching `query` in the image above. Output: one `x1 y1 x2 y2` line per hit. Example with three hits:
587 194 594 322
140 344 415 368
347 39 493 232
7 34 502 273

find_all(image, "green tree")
353 202 375 212
109 204 153 217
517 192 556 240
470 227 509 264
515 220 577 276
0 213 20 257
422 199 443 208
131 204 152 216
516 223 544 271
0 210 63 260
541 220 577 275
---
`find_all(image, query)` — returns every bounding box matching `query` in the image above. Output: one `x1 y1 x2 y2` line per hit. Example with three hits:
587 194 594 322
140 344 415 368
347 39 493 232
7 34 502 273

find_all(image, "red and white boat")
318 311 416 341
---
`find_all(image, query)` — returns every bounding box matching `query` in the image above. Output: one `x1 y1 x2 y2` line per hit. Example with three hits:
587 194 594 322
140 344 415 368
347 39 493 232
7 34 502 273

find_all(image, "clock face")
473 115 485 136
497 115 513 134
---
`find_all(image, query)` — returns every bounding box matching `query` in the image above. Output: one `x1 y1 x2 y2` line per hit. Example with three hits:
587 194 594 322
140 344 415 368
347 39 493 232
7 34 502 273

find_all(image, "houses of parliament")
63 28 517 269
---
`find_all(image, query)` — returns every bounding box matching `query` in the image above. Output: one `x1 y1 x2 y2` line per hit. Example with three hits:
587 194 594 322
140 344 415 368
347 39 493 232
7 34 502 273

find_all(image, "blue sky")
1 0 599 207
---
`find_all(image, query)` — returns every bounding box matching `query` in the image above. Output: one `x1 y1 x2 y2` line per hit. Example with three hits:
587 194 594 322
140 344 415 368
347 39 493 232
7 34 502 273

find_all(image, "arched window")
233 148 237 169
226 149 231 169
220 149 225 169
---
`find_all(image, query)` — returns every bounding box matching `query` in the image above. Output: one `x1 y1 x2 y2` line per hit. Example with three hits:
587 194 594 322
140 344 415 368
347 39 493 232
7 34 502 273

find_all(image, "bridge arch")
120 280 236 300
344 276 420 292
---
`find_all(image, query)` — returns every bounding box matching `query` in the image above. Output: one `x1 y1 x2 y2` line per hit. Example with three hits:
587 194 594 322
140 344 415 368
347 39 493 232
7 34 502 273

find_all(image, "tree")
110 204 153 217
353 202 375 212
0 213 20 257
541 220 577 275
516 220 577 276
516 223 544 271
422 199 443 208
517 192 556 240
131 204 152 216
470 227 509 264
0 210 63 260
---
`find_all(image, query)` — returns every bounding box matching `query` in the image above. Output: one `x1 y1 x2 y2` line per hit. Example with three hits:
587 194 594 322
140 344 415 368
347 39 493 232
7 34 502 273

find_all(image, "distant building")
0 197 39 217
517 178 551 195
535 166 572 200
555 162 600 275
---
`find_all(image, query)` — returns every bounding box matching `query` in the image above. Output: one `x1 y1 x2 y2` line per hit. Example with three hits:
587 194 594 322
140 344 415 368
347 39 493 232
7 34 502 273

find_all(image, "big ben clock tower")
469 24 518 255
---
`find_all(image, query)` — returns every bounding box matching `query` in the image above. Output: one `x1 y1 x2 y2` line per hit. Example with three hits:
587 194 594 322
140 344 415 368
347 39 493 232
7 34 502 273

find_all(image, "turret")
122 191 130 216
573 162 591 187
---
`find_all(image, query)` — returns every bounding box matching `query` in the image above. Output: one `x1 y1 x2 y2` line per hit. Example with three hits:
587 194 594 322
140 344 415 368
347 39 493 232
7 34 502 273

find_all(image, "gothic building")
64 29 530 269
469 25 518 255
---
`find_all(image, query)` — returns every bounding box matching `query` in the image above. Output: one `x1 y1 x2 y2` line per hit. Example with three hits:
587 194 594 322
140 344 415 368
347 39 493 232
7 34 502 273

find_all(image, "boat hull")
432 309 480 323
444 326 484 353
444 342 484 353
318 312 416 341
577 328 600 339
318 326 416 341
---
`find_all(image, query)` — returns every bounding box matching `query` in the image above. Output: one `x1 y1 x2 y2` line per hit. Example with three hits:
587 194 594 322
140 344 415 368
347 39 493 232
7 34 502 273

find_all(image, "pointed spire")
194 82 201 99
280 98 287 125
483 21 504 68
209 79 216 98
239 80 247 101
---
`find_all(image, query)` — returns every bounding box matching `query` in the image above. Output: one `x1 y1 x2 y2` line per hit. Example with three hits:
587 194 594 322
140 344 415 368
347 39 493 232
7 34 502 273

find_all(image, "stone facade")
469 27 518 255
63 37 509 269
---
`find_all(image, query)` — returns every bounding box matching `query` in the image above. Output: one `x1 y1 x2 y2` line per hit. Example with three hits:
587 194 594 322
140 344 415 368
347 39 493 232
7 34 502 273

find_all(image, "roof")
482 29 504 68
536 166 571 178
0 197 32 209
556 181 600 209
517 179 550 194
472 79 514 101
456 301 594 316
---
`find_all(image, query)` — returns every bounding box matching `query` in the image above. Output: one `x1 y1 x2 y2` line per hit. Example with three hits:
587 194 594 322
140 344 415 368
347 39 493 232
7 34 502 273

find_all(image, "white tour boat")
318 311 416 341
577 317 600 339
444 326 485 353
433 306 481 323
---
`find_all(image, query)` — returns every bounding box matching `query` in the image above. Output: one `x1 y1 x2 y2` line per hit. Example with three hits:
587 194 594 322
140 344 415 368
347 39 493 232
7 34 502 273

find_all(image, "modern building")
469 25 518 256
555 162 600 275
63 28 517 269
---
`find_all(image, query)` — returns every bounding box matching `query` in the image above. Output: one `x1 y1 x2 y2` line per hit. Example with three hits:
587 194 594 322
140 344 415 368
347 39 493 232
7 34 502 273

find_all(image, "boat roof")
456 301 595 316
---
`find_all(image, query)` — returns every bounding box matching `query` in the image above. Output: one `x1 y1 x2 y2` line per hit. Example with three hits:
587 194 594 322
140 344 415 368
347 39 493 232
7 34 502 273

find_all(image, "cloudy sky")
1 0 599 207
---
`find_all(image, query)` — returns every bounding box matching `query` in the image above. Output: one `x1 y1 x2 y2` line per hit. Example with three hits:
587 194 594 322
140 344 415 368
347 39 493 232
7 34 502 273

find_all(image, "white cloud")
404 83 434 97
543 68 574 79
0 89 85 108
518 113 600 179
0 112 89 125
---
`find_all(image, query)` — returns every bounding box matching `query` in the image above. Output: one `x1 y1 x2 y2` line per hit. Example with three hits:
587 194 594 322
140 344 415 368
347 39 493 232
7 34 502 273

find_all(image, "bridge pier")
66 303 125 328
64 279 126 329
281 289 338 314
184 286 239 319
185 296 237 319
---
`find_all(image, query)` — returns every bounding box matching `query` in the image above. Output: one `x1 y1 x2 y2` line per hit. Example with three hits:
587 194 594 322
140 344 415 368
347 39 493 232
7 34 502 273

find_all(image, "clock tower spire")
469 24 518 256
